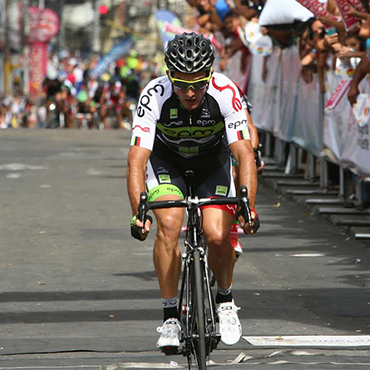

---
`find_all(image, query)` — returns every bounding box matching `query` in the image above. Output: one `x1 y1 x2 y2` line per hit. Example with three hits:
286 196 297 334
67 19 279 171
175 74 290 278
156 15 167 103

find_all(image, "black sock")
216 291 233 304
163 307 178 322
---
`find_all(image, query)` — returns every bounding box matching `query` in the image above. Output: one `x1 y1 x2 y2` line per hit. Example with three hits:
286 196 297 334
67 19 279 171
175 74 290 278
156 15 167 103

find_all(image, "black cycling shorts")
146 141 236 204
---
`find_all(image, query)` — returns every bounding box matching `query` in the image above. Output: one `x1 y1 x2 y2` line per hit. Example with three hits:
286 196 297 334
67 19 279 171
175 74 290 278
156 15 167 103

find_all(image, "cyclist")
127 32 259 351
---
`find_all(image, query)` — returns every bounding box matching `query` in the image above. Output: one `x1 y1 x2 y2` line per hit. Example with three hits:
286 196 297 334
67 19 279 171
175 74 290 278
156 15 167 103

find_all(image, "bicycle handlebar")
137 185 253 228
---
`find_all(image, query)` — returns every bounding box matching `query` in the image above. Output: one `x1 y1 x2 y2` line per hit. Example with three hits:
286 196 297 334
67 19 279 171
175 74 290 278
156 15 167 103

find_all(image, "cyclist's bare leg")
203 208 242 345
152 195 185 299
202 208 234 290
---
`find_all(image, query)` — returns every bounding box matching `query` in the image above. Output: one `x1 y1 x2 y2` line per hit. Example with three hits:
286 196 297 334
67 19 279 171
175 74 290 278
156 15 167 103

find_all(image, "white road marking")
0 164 47 171
105 364 184 369
6 173 21 179
244 335 370 347
86 169 101 175
290 254 326 257
0 366 101 370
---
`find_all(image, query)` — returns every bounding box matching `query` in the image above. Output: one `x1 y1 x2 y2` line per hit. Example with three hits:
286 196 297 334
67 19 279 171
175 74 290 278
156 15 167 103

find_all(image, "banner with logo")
90 36 134 78
155 10 182 48
28 6 59 97
325 79 351 110
324 71 370 176
29 43 48 96
334 0 359 31
296 0 329 17
247 46 370 176
341 77 370 176
323 70 344 162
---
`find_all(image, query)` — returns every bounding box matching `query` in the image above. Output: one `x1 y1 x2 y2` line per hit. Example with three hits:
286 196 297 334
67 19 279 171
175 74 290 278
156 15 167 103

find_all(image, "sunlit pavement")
1 130 370 369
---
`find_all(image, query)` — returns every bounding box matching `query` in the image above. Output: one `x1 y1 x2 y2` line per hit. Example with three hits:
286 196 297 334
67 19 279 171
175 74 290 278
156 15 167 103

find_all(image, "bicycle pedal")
161 346 180 356
211 333 221 349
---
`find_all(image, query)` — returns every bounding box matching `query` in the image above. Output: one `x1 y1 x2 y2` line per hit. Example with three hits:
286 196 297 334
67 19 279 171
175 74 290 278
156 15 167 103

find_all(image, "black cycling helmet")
165 32 215 74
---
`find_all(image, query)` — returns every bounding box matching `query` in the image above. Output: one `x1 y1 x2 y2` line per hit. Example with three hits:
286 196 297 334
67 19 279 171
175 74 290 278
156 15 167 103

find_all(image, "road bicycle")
138 170 253 369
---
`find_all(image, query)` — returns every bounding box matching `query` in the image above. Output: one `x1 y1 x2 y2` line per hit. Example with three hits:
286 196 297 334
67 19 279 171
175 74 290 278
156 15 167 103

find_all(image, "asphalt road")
1 130 370 370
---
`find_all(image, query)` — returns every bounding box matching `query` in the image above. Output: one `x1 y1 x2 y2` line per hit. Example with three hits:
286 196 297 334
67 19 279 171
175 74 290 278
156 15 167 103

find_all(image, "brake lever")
138 192 148 235
239 186 252 227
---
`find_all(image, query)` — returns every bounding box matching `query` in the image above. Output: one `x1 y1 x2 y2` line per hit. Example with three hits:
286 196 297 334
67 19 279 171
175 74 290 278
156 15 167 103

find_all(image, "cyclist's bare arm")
127 145 152 233
246 109 259 148
229 139 257 206
229 139 257 233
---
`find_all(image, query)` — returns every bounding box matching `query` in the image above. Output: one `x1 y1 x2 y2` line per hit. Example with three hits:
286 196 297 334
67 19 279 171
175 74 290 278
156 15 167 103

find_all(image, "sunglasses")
169 71 212 91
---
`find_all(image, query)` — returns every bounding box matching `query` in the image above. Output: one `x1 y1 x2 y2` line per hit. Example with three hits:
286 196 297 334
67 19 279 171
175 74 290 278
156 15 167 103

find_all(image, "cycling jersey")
130 72 250 159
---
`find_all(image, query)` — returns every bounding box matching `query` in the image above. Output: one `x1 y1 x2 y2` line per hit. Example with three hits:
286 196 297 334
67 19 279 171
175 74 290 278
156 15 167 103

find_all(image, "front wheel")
192 249 207 369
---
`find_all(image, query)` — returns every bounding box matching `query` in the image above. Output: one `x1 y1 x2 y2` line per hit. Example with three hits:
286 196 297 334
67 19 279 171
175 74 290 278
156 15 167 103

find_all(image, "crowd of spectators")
0 50 164 130
185 0 370 100
3 0 370 130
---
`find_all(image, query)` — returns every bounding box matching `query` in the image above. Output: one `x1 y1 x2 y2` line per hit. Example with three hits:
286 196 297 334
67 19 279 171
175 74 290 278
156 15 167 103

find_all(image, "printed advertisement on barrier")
353 94 370 128
325 75 370 176
341 103 370 176
296 0 328 17
325 79 351 110
334 0 359 31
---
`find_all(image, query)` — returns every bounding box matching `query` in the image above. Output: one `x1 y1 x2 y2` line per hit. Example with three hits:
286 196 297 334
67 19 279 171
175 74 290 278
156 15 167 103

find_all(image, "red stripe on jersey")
211 78 242 112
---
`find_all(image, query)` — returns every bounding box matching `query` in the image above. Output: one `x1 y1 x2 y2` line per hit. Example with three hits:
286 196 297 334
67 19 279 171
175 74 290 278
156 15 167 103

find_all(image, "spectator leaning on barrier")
219 10 250 72
348 46 370 106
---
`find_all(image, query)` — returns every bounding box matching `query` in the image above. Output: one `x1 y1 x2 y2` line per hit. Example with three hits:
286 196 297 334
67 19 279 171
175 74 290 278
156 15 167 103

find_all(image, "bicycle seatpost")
184 170 195 198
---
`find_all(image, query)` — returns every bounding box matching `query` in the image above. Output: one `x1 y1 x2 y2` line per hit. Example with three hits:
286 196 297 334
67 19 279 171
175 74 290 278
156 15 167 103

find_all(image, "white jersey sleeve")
130 76 170 151
208 72 251 144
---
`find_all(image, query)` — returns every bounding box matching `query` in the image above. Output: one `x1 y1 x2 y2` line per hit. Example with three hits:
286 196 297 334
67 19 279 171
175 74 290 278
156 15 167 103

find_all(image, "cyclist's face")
168 70 210 111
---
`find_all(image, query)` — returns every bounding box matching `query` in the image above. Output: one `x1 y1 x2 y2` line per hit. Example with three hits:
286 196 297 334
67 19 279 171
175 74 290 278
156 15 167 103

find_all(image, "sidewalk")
259 162 370 244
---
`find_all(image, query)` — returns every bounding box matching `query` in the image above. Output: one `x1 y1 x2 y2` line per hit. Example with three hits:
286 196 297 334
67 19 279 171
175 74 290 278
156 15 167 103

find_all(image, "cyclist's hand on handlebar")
131 214 153 241
237 208 260 235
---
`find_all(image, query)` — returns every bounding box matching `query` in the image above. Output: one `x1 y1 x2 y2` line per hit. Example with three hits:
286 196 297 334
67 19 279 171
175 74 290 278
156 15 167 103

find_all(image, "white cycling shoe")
156 318 181 350
216 300 242 345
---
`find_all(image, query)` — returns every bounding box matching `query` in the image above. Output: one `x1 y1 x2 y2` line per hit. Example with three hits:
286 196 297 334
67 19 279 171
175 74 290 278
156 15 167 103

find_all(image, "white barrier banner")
278 46 301 142
341 78 370 176
324 71 347 163
246 47 370 176
293 73 323 156
247 48 281 133
324 72 370 176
